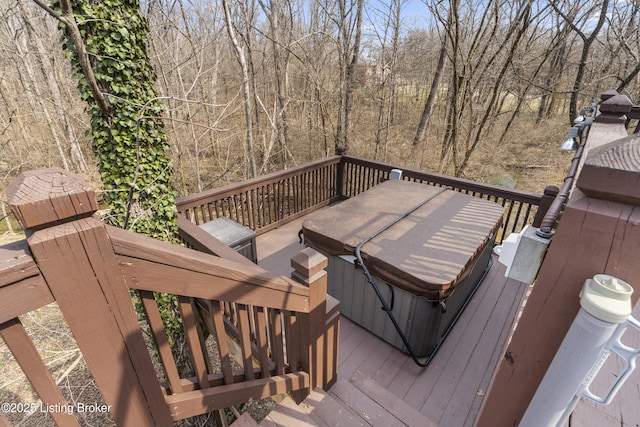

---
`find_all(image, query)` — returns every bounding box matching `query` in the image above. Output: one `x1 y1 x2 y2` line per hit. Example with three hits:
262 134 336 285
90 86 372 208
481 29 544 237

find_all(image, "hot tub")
301 180 505 357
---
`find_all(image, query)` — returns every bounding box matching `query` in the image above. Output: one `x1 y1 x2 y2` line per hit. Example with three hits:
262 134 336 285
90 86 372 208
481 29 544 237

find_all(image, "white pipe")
519 275 634 427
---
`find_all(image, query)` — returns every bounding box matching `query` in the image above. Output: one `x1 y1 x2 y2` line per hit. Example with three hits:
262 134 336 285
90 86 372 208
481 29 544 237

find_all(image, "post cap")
6 168 98 230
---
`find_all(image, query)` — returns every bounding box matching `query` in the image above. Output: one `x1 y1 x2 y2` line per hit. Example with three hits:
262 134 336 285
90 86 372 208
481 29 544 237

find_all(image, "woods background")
1 0 639 209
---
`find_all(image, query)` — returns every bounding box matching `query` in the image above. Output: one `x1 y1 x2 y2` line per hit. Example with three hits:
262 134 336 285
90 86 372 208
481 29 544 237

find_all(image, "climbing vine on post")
36 0 189 373
47 0 178 240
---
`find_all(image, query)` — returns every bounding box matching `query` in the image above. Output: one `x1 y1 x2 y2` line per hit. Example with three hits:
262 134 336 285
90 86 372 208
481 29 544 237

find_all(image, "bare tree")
335 0 364 151
552 0 610 122
371 0 403 160
222 0 258 178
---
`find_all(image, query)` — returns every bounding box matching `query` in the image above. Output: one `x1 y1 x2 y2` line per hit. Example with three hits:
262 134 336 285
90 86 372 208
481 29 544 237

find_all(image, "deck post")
5 168 173 426
531 185 558 228
477 93 640 426
290 248 328 399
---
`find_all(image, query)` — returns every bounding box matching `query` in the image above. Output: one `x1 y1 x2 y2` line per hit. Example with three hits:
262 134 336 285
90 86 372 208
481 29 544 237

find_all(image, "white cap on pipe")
580 274 633 324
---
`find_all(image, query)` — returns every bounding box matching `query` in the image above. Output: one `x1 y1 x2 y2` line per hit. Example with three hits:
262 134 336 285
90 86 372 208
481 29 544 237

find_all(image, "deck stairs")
232 370 437 427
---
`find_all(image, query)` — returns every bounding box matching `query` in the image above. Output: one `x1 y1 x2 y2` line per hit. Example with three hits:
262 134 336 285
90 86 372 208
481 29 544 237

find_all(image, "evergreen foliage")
54 0 178 241
52 0 188 372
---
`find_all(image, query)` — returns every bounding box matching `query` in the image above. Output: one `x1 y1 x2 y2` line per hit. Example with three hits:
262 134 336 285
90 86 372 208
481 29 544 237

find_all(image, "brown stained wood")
348 371 438 427
299 387 364 427
209 300 234 384
176 214 254 266
232 411 260 427
0 411 10 427
0 240 39 288
178 296 209 390
253 306 271 378
236 304 255 381
165 372 309 421
6 168 98 230
479 192 640 427
108 226 311 312
24 219 173 426
286 311 301 375
266 395 321 427
161 367 272 395
328 379 399 426
323 309 340 389
139 290 183 395
0 276 54 324
175 156 341 213
269 309 286 376
577 133 640 205
0 318 81 427
6 170 167 424
291 248 328 393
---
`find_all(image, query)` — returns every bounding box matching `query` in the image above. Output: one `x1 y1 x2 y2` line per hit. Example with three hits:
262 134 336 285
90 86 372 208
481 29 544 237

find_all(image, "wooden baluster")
177 296 209 390
269 308 285 375
1 318 81 427
253 306 271 378
208 300 234 384
236 304 254 381
290 248 328 396
285 311 300 374
139 291 183 395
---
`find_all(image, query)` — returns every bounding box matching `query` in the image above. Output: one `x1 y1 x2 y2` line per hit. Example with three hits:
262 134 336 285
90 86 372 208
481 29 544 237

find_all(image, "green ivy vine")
54 0 178 241
53 0 190 373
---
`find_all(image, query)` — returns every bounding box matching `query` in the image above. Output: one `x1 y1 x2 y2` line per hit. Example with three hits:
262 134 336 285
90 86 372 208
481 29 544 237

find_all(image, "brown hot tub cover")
302 180 505 299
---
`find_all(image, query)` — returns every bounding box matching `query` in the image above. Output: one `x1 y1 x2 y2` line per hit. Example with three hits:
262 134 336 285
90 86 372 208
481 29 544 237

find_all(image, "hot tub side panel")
325 239 495 357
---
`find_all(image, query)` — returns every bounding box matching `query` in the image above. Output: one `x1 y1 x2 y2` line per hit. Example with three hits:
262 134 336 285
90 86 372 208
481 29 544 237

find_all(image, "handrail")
340 155 542 203
536 126 589 238
176 156 342 232
1 168 334 425
536 92 639 237
340 156 543 243
176 154 545 244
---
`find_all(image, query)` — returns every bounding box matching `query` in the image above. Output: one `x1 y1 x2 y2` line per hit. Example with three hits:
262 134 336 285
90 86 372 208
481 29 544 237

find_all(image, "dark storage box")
302 180 504 356
199 217 258 264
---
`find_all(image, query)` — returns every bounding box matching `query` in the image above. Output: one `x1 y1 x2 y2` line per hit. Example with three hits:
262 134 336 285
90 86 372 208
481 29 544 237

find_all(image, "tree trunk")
412 36 447 148
222 0 257 178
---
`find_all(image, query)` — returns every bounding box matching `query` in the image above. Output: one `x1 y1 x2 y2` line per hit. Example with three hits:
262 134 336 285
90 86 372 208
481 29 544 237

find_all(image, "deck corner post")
596 91 633 124
5 168 172 426
531 185 559 228
290 248 328 398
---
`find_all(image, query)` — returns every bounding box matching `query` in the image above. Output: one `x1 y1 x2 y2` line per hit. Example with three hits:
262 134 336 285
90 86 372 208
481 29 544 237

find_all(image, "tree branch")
33 0 113 121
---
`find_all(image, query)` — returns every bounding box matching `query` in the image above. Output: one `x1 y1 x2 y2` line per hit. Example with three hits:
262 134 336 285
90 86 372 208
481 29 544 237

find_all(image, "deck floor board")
256 209 640 427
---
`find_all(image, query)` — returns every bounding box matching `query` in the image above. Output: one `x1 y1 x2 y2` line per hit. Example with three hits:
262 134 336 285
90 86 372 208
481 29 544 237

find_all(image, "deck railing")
176 156 343 233
340 156 544 243
0 169 337 426
177 155 546 244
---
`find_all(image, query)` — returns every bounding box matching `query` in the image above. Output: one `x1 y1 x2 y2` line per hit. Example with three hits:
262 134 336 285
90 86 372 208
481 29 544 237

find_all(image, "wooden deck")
256 210 640 427
256 211 530 427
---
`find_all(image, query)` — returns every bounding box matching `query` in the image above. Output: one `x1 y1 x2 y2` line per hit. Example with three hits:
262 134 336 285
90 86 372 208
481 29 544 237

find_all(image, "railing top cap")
599 94 633 114
577 133 640 205
6 168 98 230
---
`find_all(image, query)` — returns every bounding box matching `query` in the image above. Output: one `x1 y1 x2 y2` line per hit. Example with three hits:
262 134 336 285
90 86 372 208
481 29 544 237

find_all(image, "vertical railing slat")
139 290 183 394
208 300 234 384
177 296 209 390
253 306 271 378
0 318 81 427
237 304 255 381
